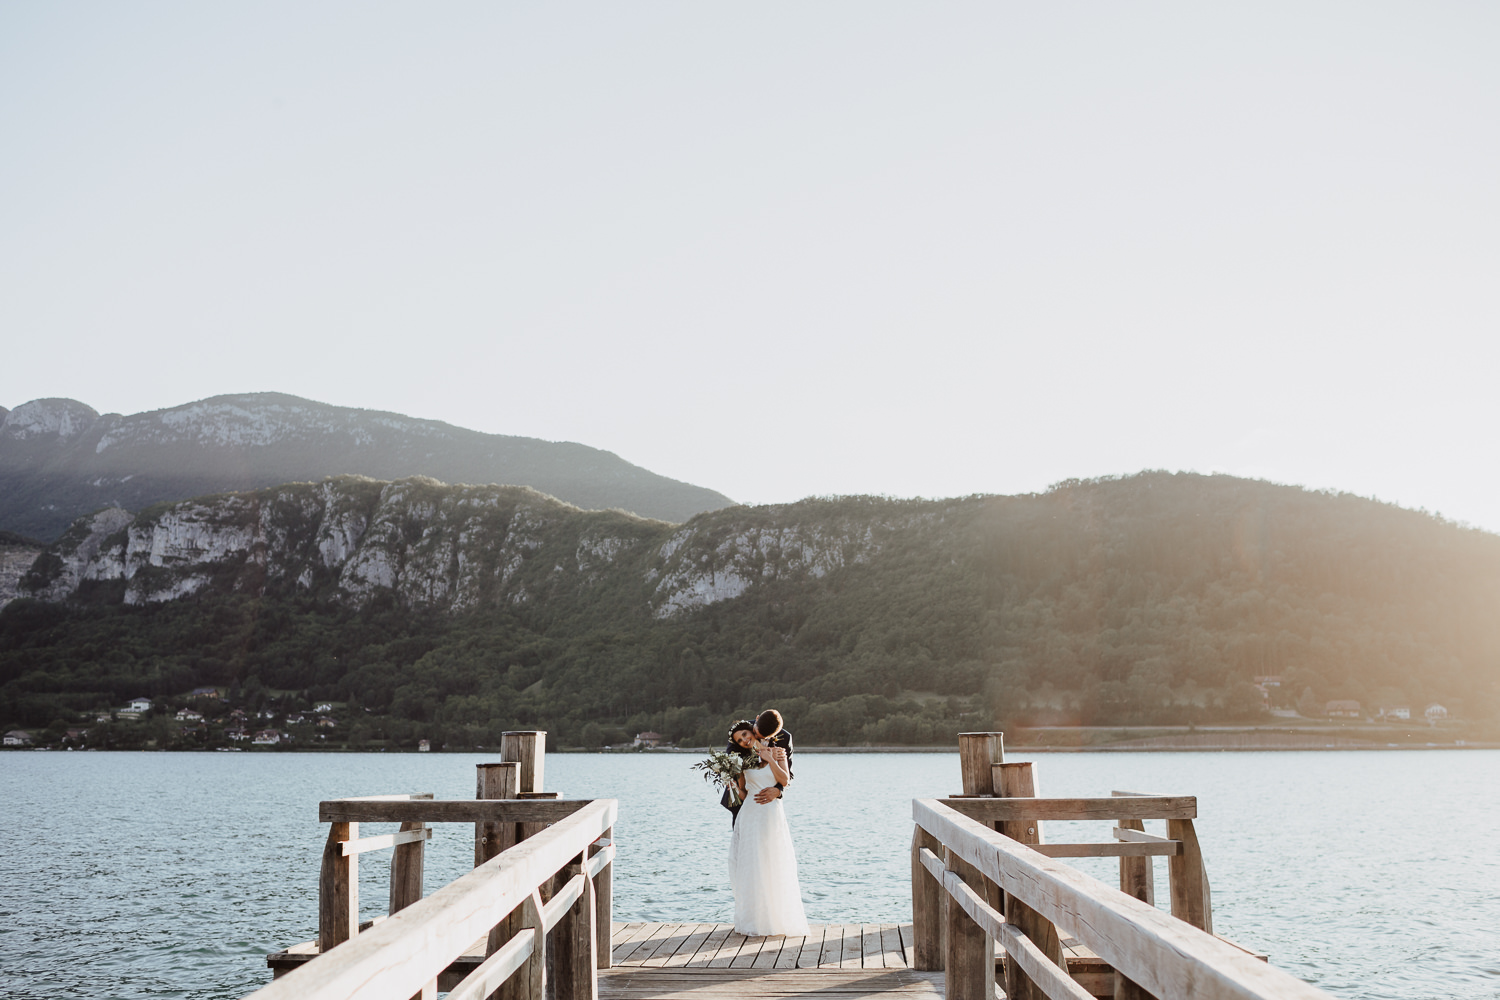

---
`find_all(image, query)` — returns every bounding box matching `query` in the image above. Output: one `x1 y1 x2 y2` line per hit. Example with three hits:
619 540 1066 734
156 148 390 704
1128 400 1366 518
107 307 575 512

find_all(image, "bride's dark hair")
728 720 756 742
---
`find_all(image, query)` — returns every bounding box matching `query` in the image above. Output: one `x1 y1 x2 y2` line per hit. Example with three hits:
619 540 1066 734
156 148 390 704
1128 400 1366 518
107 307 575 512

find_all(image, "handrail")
916 846 1093 1000
319 797 592 824
913 798 1331 1000
936 795 1197 821
247 797 618 1000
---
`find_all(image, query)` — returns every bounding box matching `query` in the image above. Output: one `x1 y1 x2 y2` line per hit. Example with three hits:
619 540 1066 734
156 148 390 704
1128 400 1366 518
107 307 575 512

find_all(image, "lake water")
2 750 1497 1000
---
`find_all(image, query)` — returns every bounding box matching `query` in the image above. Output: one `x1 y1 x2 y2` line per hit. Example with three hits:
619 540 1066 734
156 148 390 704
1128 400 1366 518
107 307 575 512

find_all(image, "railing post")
942 845 990 1000
475 762 523 1000
1167 818 1213 934
520 889 546 1000
476 763 521 866
996 762 1068 1000
591 828 613 969
910 826 945 971
553 858 597 1000
958 731 1007 941
1115 809 1157 1000
1117 817 1156 906
491 735 551 1000
391 794 435 917
389 819 426 915
318 822 357 953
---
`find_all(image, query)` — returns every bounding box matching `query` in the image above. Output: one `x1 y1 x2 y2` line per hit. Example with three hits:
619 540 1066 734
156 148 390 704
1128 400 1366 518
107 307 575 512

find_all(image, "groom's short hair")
755 709 783 739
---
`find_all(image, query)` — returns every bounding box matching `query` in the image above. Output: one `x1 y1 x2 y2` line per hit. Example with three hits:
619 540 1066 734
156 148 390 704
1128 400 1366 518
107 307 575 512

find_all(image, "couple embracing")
721 709 810 937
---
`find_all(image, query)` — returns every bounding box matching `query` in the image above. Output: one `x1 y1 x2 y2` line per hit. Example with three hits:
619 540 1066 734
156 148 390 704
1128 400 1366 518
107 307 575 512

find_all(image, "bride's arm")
766 748 791 787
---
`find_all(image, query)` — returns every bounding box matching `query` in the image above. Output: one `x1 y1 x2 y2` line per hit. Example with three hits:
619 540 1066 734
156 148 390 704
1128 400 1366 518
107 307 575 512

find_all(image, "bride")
727 718 810 937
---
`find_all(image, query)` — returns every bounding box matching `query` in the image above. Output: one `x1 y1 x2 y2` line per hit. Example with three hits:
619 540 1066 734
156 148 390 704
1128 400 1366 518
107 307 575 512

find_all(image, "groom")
722 708 794 826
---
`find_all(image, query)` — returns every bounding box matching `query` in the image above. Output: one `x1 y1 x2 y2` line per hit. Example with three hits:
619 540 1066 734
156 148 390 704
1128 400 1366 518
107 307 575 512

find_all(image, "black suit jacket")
719 728 795 816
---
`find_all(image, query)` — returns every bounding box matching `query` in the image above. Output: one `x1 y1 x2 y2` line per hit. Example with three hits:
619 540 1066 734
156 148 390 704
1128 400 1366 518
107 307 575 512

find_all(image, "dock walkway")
603 922 942 999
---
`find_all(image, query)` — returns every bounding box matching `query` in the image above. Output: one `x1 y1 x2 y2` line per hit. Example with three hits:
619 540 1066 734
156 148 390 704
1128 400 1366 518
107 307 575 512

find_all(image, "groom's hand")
754 786 781 804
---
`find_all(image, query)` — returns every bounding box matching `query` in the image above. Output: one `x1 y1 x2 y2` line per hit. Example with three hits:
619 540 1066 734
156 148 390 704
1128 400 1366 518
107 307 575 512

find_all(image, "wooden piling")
501 732 545 795
910 826 945 971
1167 818 1213 934
553 859 597 1000
942 846 991 1000
476 763 521 866
489 739 545 1000
1113 813 1156 1000
956 733 1004 796
995 761 1067 1000
590 829 613 970
389 818 426 916
318 822 357 953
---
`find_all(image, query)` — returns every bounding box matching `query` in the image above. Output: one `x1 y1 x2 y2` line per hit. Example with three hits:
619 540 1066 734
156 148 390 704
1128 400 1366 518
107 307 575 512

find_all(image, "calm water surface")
2 750 1497 999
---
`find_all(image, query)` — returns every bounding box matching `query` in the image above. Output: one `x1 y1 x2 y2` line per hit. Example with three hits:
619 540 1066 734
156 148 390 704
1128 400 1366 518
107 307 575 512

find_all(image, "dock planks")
603 923 937 1000
611 922 914 970
598 967 946 1000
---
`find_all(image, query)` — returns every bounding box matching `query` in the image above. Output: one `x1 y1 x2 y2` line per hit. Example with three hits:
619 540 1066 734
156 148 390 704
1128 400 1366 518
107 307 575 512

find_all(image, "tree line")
3 472 1497 747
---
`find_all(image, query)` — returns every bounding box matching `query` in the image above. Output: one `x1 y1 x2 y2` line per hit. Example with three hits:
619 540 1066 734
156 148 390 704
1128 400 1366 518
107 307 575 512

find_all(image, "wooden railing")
248 795 617 1000
911 733 1333 1000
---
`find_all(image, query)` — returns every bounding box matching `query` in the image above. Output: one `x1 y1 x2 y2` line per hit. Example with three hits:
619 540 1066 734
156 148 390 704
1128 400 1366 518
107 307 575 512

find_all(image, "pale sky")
3 3 1497 528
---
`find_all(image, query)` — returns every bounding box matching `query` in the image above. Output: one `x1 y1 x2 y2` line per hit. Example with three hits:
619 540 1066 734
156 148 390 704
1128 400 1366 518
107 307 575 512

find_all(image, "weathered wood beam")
341 827 432 857
1113 827 1178 846
937 796 1197 822
1032 841 1180 859
247 798 617 1000
319 799 591 824
913 799 1330 1000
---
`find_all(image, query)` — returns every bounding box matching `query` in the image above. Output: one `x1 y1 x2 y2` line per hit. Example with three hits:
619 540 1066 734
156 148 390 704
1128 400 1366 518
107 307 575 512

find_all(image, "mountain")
0 393 733 540
3 471 1497 747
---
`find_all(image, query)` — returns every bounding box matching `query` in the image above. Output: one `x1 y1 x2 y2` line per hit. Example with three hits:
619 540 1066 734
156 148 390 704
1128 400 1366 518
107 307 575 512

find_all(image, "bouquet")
692 749 761 807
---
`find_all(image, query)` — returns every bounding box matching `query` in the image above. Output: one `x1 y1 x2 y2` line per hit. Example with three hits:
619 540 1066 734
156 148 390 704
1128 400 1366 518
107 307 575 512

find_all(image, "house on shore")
1324 700 1362 719
1425 704 1449 722
253 729 282 745
634 731 664 748
4 730 33 746
1377 705 1411 721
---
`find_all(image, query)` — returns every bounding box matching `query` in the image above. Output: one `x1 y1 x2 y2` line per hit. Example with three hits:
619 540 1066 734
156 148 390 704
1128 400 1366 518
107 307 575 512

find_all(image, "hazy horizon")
4 389 1494 535
3 3 1496 529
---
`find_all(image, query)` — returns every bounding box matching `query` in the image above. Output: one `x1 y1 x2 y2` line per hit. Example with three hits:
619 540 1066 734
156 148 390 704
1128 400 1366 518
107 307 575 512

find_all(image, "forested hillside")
2 472 1496 747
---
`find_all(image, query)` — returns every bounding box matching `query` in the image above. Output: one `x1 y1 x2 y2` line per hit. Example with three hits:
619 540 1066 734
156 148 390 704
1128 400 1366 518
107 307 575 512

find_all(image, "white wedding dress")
728 762 810 936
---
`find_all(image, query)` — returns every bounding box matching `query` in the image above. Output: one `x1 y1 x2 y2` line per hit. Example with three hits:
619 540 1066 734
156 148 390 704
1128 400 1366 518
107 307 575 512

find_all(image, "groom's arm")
754 730 793 803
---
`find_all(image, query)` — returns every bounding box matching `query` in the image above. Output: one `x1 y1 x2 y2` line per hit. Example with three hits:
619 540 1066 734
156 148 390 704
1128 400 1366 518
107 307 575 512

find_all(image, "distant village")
0 675 1456 751
0 685 678 752
1249 674 1449 725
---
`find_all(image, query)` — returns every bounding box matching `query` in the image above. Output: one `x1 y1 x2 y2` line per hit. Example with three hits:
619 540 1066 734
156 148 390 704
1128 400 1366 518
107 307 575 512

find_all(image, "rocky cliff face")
17 477 929 618
0 540 44 609
0 392 734 540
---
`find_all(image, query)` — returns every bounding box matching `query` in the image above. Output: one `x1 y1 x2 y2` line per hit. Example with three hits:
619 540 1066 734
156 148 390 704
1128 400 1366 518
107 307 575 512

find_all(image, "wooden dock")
250 731 1335 1000
603 923 941 999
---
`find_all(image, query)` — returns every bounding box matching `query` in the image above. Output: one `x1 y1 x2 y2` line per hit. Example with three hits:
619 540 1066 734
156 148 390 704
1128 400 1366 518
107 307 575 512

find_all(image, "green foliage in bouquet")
692 749 761 806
